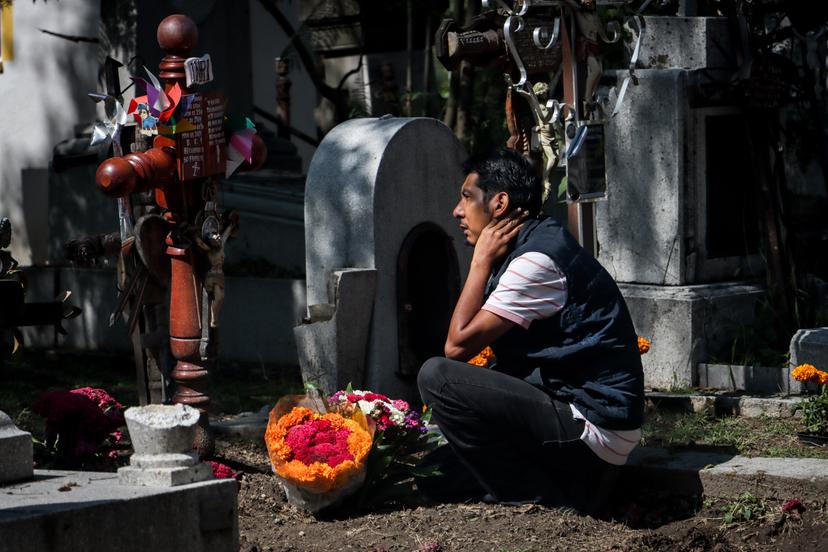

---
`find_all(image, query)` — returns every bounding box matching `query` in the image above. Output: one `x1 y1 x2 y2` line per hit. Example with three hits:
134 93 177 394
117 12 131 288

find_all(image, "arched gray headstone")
297 117 469 401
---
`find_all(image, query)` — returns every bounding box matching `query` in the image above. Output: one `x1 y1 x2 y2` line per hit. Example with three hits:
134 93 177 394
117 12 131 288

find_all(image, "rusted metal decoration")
94 14 266 457
435 1 628 253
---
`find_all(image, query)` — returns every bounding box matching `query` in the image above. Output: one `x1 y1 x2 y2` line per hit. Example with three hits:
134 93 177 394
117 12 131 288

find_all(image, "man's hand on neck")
443 209 529 360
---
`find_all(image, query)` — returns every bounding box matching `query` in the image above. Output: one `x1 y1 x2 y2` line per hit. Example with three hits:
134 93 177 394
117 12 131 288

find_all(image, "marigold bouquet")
264 393 372 512
265 385 441 512
792 363 828 435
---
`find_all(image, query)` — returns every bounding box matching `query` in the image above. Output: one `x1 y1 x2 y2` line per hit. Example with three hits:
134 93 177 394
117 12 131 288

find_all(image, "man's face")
453 172 494 246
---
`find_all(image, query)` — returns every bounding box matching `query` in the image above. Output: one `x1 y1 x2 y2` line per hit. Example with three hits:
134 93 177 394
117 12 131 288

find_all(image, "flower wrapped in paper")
328 388 441 508
264 395 372 512
328 390 428 436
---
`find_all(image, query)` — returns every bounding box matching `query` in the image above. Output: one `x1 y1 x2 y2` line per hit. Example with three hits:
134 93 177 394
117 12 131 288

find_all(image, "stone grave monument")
600 16 765 389
0 404 237 552
295 117 470 402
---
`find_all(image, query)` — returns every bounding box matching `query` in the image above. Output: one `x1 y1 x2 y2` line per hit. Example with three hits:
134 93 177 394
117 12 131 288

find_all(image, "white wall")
0 0 100 265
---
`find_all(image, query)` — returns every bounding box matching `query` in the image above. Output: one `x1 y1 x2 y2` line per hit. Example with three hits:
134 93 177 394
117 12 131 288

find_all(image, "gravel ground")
214 438 828 552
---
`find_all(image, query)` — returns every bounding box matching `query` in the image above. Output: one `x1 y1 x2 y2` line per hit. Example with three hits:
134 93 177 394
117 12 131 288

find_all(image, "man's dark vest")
485 217 644 430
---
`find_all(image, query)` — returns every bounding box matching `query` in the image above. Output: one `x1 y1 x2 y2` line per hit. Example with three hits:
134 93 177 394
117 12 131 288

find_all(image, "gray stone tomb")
600 17 765 389
296 117 470 401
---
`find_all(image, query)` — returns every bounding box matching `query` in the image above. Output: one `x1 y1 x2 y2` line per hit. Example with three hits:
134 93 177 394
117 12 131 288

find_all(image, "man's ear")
490 191 511 219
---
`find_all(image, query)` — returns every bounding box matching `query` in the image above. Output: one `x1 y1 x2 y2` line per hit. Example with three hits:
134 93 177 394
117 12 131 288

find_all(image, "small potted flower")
791 363 828 445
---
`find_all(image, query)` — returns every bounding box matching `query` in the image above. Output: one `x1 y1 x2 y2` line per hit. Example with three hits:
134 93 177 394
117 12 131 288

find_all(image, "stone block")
697 363 791 394
636 17 736 70
20 267 306 365
600 65 761 286
789 327 828 393
620 282 764 389
737 397 801 419
599 69 689 285
0 411 33 485
47 162 113 263
295 268 376 394
0 471 237 552
118 463 213 487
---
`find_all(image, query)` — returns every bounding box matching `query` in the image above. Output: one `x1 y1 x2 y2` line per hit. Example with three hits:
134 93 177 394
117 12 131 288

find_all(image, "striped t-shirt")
482 251 640 465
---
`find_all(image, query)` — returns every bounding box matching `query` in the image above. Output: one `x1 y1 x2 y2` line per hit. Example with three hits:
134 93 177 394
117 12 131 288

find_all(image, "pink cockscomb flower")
284 418 354 467
207 460 240 480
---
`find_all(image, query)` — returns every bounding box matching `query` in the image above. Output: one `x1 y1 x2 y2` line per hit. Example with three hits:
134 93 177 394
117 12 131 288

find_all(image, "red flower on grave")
782 498 805 515
33 391 114 464
207 460 240 480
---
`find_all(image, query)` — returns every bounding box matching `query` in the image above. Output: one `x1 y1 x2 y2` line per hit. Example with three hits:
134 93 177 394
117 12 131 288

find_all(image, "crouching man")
418 149 644 512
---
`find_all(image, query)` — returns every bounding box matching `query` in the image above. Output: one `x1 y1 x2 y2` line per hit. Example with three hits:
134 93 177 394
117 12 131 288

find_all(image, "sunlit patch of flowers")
792 363 828 386
792 363 828 435
328 390 427 435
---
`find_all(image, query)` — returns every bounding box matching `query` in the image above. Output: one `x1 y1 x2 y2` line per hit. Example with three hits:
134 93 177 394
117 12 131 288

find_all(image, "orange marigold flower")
264 406 372 493
792 363 819 383
818 371 828 387
467 346 494 367
637 336 651 355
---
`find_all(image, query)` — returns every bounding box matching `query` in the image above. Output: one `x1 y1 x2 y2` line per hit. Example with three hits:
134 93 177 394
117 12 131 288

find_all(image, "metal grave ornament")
185 54 213 87
565 121 606 201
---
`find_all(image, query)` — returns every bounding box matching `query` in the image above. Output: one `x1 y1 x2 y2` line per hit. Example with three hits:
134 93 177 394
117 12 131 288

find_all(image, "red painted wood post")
154 14 215 458
95 14 266 458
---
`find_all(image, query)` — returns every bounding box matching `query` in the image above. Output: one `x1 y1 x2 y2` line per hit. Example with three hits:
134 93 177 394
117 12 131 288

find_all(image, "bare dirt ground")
216 438 828 552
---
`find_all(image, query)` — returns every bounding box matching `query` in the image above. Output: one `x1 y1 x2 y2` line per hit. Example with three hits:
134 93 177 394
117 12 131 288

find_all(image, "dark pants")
417 357 617 512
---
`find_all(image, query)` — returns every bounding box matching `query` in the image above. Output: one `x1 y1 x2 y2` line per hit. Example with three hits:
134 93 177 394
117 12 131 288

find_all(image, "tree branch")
254 0 340 104
39 28 99 44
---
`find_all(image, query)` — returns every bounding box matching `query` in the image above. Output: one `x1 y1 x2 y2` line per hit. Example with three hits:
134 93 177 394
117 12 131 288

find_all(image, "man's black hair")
462 148 542 217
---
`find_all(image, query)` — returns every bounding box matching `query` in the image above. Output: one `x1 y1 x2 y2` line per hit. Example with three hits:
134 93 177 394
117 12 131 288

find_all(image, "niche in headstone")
396 222 461 379
295 117 469 402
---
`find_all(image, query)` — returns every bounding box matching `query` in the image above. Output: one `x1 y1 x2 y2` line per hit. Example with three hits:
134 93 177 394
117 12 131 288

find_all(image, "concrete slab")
625 447 828 503
621 282 764 389
646 392 802 418
697 363 793 395
0 470 237 552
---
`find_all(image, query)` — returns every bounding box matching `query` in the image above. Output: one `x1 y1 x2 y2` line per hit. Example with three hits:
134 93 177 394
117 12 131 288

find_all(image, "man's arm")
444 210 528 360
